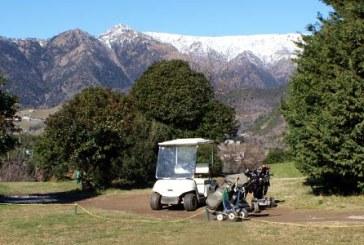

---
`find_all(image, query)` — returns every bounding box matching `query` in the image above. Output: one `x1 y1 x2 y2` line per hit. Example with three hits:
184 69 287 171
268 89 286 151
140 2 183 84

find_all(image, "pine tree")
282 0 364 193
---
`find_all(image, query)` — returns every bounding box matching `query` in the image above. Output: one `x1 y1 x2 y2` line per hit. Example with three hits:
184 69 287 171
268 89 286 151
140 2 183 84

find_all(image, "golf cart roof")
158 138 213 146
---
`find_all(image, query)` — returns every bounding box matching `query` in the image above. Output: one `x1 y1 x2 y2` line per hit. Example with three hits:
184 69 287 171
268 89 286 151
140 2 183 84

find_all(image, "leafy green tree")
197 100 238 141
34 87 134 189
36 61 238 188
282 0 364 193
0 75 17 156
118 116 174 186
131 60 238 140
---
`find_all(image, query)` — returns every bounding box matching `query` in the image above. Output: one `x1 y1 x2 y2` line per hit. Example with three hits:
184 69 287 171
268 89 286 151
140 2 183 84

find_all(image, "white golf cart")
150 138 216 211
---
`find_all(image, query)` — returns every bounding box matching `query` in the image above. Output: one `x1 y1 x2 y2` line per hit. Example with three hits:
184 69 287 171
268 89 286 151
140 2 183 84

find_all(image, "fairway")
0 198 363 245
1 162 363 244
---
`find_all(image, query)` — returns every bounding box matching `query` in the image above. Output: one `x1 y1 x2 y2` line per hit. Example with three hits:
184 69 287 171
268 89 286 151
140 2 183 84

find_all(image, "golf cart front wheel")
150 192 162 210
183 193 198 211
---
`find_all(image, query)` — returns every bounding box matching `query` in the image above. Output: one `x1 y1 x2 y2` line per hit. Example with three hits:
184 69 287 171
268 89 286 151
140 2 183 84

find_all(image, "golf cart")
150 138 216 211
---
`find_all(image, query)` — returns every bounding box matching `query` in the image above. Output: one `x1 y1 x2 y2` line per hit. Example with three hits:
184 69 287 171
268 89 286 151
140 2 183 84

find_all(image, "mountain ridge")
143 31 301 64
0 24 299 145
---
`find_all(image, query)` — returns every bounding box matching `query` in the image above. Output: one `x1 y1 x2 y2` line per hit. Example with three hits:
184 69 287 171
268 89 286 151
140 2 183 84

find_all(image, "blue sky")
1 0 332 38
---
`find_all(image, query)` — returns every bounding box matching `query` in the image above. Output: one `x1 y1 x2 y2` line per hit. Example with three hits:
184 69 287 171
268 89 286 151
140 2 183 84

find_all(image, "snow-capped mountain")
0 23 300 147
144 32 301 65
0 23 300 139
99 24 155 48
98 24 301 66
96 24 300 89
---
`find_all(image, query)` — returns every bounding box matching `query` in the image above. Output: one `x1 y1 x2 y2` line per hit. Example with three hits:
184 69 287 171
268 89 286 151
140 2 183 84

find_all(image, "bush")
34 87 131 189
0 134 38 181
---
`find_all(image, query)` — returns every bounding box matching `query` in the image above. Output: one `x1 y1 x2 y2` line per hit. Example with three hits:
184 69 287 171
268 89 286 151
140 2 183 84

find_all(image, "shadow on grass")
0 189 98 204
304 177 362 196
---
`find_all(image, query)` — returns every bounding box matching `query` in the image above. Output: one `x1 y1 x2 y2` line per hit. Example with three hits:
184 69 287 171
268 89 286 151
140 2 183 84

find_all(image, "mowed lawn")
0 162 363 245
270 162 364 210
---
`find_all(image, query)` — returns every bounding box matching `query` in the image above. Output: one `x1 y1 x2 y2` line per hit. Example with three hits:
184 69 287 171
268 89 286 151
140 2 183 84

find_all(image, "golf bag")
244 165 271 199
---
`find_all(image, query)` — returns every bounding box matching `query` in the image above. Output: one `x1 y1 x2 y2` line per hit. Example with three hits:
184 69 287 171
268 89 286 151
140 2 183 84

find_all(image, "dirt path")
78 192 364 224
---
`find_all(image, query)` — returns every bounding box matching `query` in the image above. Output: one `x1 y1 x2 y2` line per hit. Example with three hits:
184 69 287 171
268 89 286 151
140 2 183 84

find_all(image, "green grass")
269 178 364 210
0 181 80 195
0 165 363 244
0 204 363 245
270 161 303 178
268 162 364 210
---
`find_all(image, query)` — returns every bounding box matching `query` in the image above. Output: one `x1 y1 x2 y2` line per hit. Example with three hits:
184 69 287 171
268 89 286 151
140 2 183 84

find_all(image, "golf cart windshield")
156 146 197 179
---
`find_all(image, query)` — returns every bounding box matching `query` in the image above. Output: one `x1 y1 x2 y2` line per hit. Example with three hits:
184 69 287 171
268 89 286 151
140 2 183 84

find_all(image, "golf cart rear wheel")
183 193 198 211
240 209 248 219
150 192 162 210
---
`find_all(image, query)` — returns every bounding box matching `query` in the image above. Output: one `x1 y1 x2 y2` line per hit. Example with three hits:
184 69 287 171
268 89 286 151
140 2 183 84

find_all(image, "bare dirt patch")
78 191 364 224
79 192 205 220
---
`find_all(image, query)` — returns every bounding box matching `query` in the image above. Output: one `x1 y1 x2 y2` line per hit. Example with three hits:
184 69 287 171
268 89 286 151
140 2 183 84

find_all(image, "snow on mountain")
144 32 301 65
99 24 154 48
99 24 301 65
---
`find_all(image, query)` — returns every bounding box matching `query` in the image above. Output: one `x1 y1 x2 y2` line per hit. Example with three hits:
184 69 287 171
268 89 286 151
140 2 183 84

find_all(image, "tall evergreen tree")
282 0 364 193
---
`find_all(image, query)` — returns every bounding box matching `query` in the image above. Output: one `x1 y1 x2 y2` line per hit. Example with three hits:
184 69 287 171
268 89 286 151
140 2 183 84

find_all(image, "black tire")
240 209 249 219
150 192 162 210
183 193 198 211
270 197 277 207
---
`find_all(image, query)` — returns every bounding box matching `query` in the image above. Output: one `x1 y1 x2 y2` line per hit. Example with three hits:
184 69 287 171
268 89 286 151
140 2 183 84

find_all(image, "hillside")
0 24 301 146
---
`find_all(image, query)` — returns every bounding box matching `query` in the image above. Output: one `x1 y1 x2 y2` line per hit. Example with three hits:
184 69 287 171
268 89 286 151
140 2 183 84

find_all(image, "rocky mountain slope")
0 24 301 142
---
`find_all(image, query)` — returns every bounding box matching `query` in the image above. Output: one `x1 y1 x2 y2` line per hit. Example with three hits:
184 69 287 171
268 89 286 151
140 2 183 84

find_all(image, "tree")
131 60 238 177
34 87 134 189
0 75 17 156
36 61 238 188
197 100 238 141
131 60 238 140
282 0 364 193
118 115 174 186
